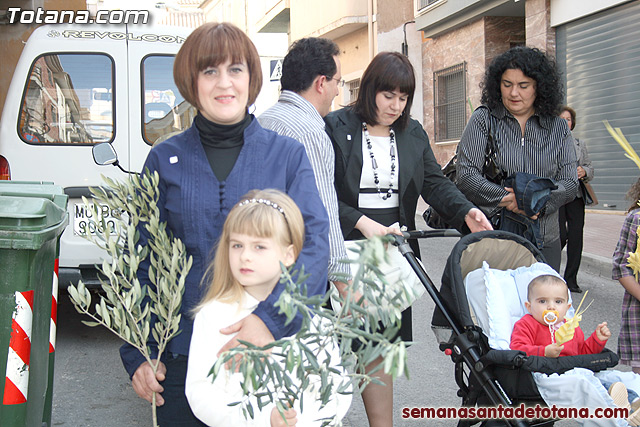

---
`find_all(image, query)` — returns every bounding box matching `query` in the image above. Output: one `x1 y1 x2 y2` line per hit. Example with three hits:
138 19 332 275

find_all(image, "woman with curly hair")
456 46 578 271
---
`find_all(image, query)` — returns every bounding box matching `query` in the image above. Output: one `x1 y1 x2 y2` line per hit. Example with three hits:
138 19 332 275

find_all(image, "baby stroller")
392 230 619 427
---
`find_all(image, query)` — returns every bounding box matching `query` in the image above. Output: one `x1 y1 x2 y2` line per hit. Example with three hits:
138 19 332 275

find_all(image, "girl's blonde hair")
196 189 305 311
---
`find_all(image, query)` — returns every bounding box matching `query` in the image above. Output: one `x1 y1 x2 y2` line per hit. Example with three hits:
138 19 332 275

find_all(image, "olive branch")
604 121 640 280
212 235 411 426
67 171 192 427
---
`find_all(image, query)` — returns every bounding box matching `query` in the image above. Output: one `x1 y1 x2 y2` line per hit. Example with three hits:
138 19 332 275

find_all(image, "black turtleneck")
194 112 253 181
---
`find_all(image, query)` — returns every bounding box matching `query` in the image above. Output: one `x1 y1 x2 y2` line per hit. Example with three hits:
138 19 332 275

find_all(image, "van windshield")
142 55 195 145
19 53 114 145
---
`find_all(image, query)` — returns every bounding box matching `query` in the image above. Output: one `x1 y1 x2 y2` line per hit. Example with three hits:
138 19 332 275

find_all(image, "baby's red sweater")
510 314 606 357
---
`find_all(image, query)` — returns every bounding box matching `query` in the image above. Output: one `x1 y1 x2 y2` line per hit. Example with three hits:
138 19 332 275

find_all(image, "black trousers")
156 354 207 427
541 238 561 274
558 197 585 288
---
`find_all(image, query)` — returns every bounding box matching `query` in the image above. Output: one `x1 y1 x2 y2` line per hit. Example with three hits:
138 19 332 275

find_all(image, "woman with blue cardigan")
121 22 329 426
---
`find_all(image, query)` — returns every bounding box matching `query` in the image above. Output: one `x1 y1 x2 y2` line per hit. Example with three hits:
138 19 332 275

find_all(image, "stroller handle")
401 229 462 240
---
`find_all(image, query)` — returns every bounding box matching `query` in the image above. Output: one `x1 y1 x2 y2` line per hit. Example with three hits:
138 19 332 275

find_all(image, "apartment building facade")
416 0 640 211
0 0 87 118
168 0 640 211
202 0 424 124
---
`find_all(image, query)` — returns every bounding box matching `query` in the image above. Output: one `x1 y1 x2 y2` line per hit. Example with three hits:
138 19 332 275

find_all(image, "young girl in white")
185 189 351 426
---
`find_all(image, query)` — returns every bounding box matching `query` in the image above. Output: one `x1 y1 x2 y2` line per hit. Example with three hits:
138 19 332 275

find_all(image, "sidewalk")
415 198 625 278
577 209 625 278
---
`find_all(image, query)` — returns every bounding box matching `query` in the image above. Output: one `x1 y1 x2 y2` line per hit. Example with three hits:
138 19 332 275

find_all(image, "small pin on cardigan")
347 134 352 141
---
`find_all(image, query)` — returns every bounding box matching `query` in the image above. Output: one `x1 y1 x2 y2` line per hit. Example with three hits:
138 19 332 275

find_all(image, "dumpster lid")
0 181 67 211
0 195 66 231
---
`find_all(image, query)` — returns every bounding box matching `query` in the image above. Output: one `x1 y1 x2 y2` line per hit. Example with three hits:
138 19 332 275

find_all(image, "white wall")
249 33 289 115
376 22 424 127
550 0 631 27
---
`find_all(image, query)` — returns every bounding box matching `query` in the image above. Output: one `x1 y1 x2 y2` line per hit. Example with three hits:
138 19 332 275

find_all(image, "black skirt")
346 206 412 342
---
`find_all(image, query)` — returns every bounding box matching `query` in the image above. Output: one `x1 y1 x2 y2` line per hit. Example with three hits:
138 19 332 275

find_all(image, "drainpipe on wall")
368 0 377 61
402 20 415 56
372 0 377 57
244 0 248 33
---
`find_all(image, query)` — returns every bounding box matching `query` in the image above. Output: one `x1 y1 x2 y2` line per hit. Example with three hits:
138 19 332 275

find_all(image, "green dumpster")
0 181 68 427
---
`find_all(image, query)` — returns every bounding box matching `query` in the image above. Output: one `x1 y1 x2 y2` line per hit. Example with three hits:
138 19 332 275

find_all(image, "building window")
348 79 360 104
417 0 442 11
433 62 466 142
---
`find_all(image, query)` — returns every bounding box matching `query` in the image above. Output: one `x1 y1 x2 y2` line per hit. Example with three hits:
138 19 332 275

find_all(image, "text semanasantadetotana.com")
6 8 149 25
402 404 629 420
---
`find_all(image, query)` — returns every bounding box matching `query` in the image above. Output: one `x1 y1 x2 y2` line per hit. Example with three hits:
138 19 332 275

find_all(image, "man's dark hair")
280 38 340 93
481 46 563 117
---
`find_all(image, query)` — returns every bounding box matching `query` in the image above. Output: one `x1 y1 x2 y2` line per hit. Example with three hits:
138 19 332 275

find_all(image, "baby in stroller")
511 274 640 425
511 274 610 358
429 230 640 427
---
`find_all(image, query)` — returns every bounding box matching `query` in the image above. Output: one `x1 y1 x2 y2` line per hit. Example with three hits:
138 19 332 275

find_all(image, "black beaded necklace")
362 122 396 200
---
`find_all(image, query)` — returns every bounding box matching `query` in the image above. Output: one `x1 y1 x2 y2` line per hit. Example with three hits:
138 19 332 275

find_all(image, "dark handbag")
424 109 504 229
580 180 597 206
422 156 457 229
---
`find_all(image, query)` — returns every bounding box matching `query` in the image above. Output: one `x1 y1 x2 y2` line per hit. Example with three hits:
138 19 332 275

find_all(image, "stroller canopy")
431 230 545 329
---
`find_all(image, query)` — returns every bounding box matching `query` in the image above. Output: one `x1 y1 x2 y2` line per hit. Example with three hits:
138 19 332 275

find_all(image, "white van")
0 23 196 287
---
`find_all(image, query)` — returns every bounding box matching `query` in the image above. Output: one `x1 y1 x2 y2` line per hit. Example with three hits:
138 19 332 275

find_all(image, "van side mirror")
92 142 118 166
92 142 134 174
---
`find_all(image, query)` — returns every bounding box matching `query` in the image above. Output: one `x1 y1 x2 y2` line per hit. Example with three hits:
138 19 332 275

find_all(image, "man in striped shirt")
259 37 351 292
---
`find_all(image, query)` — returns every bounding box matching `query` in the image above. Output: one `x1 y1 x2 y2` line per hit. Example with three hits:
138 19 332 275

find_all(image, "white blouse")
358 130 400 209
185 292 352 426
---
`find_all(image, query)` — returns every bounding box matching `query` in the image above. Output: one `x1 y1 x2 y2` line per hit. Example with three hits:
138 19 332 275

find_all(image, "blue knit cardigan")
120 118 329 377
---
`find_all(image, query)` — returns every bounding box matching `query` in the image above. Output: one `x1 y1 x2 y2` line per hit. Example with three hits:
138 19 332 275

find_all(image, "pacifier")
542 310 559 325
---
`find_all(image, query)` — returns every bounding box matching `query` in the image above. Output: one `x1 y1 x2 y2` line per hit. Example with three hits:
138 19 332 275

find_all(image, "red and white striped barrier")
50 259 59 354
3 290 34 405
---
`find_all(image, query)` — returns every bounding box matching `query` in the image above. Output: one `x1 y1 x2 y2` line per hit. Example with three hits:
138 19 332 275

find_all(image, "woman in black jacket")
325 51 491 427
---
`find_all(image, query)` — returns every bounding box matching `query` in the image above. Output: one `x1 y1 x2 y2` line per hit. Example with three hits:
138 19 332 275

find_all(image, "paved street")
52 300 149 426
51 208 629 426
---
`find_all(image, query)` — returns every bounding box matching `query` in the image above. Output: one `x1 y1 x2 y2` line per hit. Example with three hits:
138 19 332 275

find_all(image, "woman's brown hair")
353 52 415 132
560 105 576 130
173 22 262 111
627 177 640 213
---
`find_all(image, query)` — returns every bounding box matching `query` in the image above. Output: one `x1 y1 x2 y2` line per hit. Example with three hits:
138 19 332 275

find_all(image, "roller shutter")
556 0 640 211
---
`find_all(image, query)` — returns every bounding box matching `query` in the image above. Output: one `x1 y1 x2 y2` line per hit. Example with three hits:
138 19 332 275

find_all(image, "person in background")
121 22 329 426
558 106 594 293
613 178 640 375
259 37 351 297
456 46 578 272
325 51 492 427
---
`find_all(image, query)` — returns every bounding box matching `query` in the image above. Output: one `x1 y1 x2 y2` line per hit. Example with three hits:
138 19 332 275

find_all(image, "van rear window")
19 53 114 145
142 55 195 146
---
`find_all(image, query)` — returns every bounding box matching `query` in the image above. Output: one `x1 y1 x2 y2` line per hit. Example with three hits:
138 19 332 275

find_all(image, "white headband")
238 198 286 218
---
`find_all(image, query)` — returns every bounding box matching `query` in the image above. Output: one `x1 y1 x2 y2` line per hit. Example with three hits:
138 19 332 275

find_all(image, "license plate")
73 203 121 236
